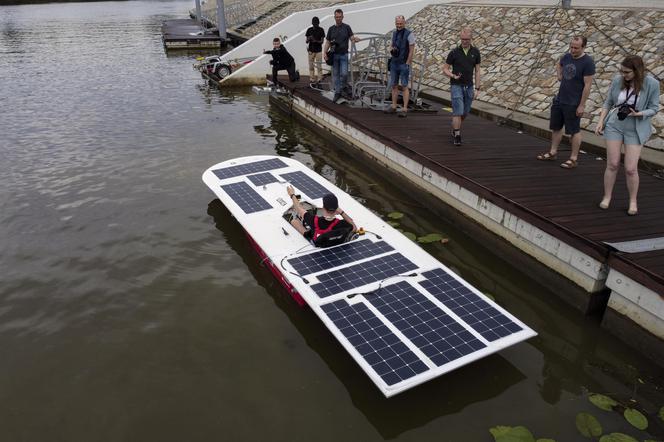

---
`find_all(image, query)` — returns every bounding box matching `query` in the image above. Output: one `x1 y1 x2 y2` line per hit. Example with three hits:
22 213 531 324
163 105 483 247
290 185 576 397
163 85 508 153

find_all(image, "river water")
1 1 662 441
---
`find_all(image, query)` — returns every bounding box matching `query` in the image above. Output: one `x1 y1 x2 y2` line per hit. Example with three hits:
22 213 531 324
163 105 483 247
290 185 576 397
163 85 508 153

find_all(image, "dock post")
216 0 227 40
195 0 202 26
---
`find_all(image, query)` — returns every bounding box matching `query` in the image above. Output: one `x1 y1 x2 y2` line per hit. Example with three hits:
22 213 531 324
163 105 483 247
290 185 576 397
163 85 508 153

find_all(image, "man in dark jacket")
305 16 325 85
264 37 300 86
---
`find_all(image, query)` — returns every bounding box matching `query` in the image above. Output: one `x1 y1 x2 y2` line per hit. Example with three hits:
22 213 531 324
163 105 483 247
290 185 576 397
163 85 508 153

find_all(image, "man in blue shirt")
537 36 595 168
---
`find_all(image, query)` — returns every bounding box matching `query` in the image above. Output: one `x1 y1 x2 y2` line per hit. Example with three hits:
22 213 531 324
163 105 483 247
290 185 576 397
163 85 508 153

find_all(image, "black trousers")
272 63 298 85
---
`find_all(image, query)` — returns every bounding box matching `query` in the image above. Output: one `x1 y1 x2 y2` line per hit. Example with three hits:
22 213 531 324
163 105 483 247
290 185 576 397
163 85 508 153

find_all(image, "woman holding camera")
595 55 660 215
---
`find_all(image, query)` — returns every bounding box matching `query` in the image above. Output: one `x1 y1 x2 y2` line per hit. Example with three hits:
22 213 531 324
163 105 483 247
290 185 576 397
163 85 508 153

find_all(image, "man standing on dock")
305 16 325 86
323 9 360 103
536 36 595 169
443 27 481 146
384 15 416 118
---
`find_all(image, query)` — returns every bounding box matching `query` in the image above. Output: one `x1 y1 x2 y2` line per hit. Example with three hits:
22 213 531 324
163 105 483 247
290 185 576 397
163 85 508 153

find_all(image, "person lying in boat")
287 185 357 247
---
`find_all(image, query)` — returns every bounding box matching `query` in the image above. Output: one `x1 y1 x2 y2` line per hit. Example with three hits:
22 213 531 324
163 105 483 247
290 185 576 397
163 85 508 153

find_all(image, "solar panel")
367 281 486 366
311 253 418 298
419 268 522 341
287 239 394 276
280 171 330 199
213 158 287 180
220 182 273 214
247 172 278 186
321 299 429 386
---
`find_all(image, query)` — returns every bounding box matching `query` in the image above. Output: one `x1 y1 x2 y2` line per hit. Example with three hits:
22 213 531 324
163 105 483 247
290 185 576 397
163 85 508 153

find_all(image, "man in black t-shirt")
263 37 299 85
287 185 356 247
323 9 360 103
305 16 325 85
443 27 481 146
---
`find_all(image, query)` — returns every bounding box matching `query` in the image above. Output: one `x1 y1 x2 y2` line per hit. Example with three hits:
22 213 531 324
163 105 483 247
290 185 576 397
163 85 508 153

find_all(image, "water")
1 2 662 441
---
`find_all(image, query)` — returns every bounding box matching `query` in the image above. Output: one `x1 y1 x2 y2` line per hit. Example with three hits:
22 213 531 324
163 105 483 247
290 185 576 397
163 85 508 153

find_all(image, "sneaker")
398 111 407 118
383 107 397 114
454 134 462 146
332 93 341 103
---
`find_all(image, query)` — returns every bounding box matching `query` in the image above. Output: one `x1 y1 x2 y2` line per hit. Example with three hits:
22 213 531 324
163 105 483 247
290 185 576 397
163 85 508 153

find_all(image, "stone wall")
407 5 664 149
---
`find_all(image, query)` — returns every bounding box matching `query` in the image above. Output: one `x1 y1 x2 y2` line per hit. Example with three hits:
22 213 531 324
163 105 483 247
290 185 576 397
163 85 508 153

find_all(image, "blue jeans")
450 84 474 116
389 62 410 87
332 53 348 95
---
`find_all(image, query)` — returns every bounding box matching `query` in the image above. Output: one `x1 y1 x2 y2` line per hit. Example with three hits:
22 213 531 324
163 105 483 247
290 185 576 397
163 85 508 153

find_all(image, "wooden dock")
270 75 664 364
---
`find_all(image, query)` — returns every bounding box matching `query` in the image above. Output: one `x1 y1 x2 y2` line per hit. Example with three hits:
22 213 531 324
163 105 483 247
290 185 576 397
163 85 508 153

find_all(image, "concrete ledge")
605 268 664 340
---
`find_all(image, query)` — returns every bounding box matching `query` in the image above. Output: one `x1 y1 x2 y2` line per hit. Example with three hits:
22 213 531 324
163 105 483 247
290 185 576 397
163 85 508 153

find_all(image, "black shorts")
550 102 580 135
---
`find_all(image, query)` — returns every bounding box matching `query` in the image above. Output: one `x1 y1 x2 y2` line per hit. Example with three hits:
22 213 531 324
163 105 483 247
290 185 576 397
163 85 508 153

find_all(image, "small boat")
203 155 536 397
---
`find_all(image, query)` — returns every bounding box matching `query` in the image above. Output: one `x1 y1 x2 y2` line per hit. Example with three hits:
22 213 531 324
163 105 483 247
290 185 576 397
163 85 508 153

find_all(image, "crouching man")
287 185 356 247
264 37 300 85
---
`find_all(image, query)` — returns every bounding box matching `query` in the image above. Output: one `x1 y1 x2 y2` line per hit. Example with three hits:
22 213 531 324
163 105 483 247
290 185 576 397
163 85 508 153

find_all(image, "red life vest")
312 216 340 241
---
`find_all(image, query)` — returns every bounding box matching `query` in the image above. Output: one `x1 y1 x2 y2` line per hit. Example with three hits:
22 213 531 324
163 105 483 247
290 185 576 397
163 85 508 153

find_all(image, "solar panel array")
311 253 418 298
287 239 394 276
221 182 272 214
366 281 486 365
322 299 429 386
247 172 279 186
419 269 522 341
280 171 330 199
213 158 287 180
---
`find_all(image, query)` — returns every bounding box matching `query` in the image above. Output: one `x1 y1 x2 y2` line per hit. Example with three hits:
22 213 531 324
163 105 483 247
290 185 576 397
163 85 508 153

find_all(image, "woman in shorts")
595 55 660 215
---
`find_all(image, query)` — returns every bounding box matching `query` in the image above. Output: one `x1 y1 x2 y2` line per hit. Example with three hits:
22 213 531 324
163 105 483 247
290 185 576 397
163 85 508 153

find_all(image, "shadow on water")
206 198 527 439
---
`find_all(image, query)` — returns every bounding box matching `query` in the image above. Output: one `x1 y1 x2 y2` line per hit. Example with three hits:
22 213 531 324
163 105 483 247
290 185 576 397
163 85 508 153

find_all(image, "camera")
617 104 632 121
390 47 399 58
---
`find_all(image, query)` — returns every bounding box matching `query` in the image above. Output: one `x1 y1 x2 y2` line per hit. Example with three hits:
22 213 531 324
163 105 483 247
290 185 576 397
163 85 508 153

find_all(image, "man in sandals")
537 36 595 168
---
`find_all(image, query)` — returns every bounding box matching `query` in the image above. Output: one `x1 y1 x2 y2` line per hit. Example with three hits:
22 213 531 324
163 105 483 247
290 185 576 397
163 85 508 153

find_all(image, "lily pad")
659 405 664 422
623 408 648 430
403 232 417 241
598 433 638 442
483 292 496 301
536 439 556 442
589 393 618 411
489 426 535 442
387 211 404 220
417 233 444 243
387 220 400 227
576 412 602 438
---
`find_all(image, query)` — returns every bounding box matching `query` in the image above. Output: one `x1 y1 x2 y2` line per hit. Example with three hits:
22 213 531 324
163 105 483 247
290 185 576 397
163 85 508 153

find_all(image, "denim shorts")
389 62 410 87
604 111 642 145
450 84 474 116
549 101 580 135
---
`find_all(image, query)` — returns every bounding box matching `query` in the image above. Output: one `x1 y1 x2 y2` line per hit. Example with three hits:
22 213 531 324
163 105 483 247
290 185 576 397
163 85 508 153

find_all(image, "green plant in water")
589 393 618 411
598 433 638 442
417 233 444 243
576 412 602 438
403 232 416 241
387 211 404 219
489 426 535 442
387 220 400 227
483 292 496 301
659 405 664 422
623 408 648 430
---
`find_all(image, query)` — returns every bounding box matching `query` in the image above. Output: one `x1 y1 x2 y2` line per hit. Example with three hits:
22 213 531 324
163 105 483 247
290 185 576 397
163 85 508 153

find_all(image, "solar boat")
202 155 537 397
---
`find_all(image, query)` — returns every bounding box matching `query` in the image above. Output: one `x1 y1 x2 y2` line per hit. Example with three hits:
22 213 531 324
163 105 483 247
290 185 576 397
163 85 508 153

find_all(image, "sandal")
536 151 557 161
560 159 577 169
